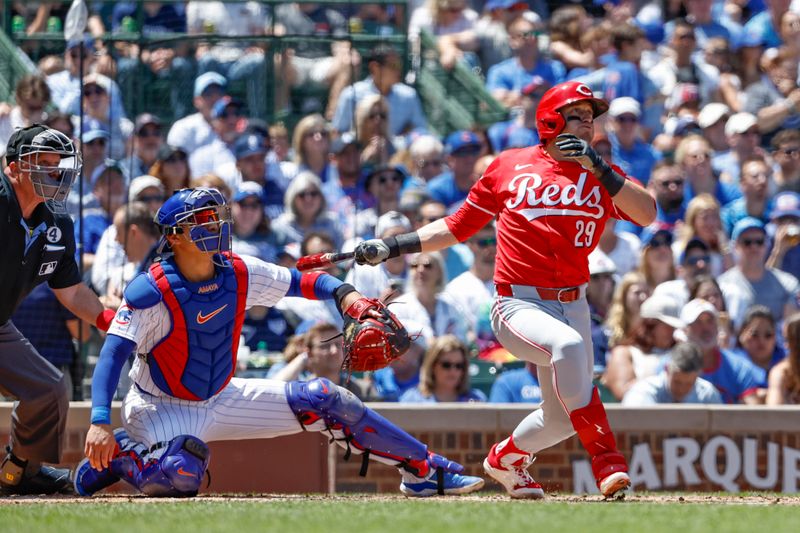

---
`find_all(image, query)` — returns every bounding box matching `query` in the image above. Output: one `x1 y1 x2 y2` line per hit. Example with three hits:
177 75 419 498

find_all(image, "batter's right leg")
488 297 629 498
0 321 71 495
482 366 574 498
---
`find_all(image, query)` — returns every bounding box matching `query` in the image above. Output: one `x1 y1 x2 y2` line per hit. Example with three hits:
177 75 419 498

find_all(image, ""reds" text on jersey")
445 145 638 288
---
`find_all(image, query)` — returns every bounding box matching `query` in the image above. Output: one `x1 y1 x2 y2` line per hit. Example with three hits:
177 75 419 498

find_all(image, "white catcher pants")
491 285 595 454
122 377 427 473
122 378 303 448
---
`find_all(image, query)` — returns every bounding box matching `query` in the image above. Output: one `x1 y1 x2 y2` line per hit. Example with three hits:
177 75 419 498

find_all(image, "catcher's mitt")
341 297 411 371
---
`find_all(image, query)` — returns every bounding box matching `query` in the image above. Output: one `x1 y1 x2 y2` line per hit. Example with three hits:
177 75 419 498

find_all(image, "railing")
1 1 508 136
1 1 410 130
414 29 509 137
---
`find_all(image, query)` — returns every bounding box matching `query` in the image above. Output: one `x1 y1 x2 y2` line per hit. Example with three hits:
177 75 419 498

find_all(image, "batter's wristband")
95 309 116 332
595 161 625 197
384 232 422 259
333 283 357 315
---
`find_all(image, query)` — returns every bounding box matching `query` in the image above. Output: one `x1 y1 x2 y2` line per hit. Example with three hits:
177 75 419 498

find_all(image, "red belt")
495 283 582 303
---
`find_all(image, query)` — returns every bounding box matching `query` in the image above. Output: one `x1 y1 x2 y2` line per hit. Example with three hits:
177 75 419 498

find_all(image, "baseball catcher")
78 187 483 497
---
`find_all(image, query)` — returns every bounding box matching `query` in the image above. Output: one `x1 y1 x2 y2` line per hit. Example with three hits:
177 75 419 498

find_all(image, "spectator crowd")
3 0 800 407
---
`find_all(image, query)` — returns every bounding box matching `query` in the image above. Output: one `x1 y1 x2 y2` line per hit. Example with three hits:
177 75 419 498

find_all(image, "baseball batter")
354 81 656 498
78 187 484 497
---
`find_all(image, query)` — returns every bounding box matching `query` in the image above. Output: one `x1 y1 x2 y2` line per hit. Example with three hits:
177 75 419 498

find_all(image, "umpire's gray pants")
0 321 68 463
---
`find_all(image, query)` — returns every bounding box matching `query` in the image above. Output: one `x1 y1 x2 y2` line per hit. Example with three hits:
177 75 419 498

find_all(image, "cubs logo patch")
46 226 62 243
115 305 133 325
38 261 57 276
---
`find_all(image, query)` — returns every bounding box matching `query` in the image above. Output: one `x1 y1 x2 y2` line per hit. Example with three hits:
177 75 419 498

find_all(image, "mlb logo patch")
38 261 57 276
115 305 133 325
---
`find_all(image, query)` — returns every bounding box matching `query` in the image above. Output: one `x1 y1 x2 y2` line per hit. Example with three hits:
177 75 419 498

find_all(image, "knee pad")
286 378 366 427
136 435 210 497
286 378 427 465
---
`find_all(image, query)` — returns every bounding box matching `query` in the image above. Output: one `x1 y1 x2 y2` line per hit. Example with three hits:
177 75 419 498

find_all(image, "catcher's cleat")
400 469 484 497
599 471 630 499
483 442 545 499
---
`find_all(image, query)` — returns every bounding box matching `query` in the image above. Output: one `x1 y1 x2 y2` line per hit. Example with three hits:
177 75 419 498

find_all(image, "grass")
0 495 797 533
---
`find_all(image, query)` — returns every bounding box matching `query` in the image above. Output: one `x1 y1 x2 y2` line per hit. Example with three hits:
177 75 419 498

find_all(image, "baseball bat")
296 251 356 271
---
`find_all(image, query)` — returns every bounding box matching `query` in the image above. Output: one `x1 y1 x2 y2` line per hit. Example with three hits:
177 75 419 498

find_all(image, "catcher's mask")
7 125 82 214
155 187 232 266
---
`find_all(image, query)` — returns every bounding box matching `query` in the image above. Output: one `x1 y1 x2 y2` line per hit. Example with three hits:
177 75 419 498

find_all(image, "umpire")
0 125 115 495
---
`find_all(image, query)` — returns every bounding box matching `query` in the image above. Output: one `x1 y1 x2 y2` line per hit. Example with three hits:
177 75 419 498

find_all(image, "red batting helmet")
535 81 609 142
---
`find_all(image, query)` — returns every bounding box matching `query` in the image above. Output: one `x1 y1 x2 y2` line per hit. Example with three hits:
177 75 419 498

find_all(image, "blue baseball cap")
731 216 766 242
642 228 674 248
66 35 94 52
331 131 360 154
485 0 528 11
194 71 228 98
444 130 482 155
770 192 800 221
211 96 244 120
233 133 268 160
81 126 109 144
90 159 124 188
233 181 264 203
679 237 709 265
634 19 664 45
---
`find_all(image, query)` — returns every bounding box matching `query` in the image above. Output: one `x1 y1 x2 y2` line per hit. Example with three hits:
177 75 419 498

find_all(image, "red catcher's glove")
341 297 411 371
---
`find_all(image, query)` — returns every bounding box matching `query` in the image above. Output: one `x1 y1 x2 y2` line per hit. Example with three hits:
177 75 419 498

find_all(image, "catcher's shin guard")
569 387 630 496
135 435 210 497
286 378 430 469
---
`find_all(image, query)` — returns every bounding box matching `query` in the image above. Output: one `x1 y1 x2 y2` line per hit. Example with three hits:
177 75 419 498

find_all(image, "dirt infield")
0 493 797 506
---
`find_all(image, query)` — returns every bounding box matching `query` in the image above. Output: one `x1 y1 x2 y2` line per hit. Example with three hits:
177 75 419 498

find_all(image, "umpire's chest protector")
136 255 248 401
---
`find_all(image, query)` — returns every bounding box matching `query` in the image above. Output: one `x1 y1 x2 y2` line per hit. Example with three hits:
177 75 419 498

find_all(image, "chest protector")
146 255 248 400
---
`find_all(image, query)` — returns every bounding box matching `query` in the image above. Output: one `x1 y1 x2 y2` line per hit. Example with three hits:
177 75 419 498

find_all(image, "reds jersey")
446 145 636 288
108 254 292 398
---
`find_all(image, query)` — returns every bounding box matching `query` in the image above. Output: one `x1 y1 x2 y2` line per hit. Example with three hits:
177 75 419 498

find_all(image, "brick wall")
4 402 800 494
333 405 800 494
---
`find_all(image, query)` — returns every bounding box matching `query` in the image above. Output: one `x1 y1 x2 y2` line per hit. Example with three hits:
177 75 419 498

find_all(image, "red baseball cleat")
483 440 545 499
599 471 631 499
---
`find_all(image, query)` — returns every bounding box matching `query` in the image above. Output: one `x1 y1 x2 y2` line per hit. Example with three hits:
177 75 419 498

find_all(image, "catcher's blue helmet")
155 187 232 262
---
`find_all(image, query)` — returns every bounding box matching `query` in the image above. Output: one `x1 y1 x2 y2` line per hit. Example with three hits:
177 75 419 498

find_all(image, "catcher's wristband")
333 283 357 315
384 232 422 259
594 159 625 197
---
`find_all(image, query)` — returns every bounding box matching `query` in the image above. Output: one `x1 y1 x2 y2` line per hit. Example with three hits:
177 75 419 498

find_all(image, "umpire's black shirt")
0 171 81 325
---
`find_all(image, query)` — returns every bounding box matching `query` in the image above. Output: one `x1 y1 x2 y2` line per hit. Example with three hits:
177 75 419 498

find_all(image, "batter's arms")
418 218 460 252
609 179 657 227
555 134 656 226
354 218 460 265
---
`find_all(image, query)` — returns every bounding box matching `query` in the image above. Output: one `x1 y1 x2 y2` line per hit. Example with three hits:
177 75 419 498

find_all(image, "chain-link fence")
2 1 413 131
2 1 507 136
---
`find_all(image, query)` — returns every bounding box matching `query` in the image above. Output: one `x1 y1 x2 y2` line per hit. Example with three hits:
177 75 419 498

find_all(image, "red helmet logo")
535 81 610 142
